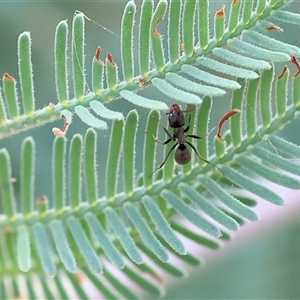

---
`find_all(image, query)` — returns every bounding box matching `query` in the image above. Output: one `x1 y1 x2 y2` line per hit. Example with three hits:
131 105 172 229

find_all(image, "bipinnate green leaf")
182 65 241 90
142 195 186 255
121 90 168 110
49 220 76 273
244 31 300 56
17 225 31 272
139 0 153 77
121 0 136 82
66 216 102 273
221 165 285 205
83 128 98 204
92 47 104 94
90 101 124 120
124 202 168 262
72 12 85 100
214 6 225 41
0 149 16 218
151 0 168 72
75 105 107 129
228 0 241 32
182 0 196 57
52 136 66 211
137 241 185 277
33 224 56 277
18 32 35 115
199 176 259 221
123 110 138 196
105 119 123 201
168 0 181 64
123 265 164 296
165 73 226 97
3 73 20 121
197 57 259 79
251 145 300 176
152 78 202 104
179 183 239 230
104 207 143 264
81 265 119 299
2 0 300 298
69 134 82 208
161 190 221 237
54 20 69 105
21 137 35 215
84 213 124 269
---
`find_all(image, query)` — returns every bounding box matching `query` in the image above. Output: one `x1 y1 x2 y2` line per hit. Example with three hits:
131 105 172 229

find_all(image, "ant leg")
162 126 173 140
149 143 177 177
152 125 173 145
186 126 217 140
186 134 202 140
186 141 224 175
152 135 172 145
152 115 173 140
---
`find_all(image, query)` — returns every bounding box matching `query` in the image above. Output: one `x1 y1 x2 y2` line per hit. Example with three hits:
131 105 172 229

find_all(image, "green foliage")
1 0 300 298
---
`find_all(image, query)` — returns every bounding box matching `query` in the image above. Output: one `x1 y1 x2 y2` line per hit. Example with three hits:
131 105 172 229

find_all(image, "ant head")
167 104 185 128
175 144 191 165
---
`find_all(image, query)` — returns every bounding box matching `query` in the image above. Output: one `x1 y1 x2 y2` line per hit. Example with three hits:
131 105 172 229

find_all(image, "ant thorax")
173 127 186 144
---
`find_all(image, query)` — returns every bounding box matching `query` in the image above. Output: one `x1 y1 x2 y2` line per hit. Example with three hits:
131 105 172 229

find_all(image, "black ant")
152 103 221 175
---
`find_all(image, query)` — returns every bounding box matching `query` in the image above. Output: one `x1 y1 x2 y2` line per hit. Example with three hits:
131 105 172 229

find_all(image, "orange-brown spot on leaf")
3 72 14 80
232 0 239 5
139 78 147 86
74 272 85 284
107 53 116 66
265 24 283 32
95 46 103 64
217 108 240 140
153 18 162 37
291 56 300 77
47 102 55 110
216 6 225 17
180 43 185 52
155 275 166 286
3 227 11 235
278 66 288 79
37 195 48 204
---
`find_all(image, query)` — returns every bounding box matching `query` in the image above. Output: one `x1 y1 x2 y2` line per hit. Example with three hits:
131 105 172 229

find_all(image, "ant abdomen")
175 144 191 165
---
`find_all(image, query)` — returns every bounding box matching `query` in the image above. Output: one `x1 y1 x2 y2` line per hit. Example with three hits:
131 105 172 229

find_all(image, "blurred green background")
1 0 300 298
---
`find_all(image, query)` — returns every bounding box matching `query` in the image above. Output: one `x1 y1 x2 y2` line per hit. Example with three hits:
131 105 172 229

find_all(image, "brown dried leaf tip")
265 24 283 32
232 0 239 5
37 195 48 204
107 53 116 66
278 66 288 79
216 5 225 17
52 114 71 137
217 108 240 140
95 46 104 64
291 56 300 77
3 72 15 80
